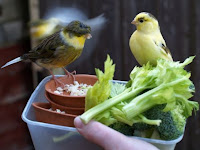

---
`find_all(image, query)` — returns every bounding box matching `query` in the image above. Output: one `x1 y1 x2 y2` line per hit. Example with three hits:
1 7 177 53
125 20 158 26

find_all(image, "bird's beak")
131 20 137 25
85 33 92 39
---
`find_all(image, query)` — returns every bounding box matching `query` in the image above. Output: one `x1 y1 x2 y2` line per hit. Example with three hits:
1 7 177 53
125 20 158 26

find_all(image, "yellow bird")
30 18 62 41
129 12 173 66
1 21 92 86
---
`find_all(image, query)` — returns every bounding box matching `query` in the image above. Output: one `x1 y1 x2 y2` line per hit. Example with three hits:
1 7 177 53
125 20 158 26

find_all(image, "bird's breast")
37 46 82 69
129 31 162 65
55 46 82 66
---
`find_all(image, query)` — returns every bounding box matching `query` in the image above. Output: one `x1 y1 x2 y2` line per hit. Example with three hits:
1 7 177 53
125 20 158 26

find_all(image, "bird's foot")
63 68 76 82
52 76 65 88
49 69 65 88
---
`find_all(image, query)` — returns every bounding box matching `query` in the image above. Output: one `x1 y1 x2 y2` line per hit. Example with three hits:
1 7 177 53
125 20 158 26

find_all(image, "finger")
74 117 159 150
74 117 127 150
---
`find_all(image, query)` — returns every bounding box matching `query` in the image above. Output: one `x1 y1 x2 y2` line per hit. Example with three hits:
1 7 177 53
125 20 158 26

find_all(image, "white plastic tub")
22 76 183 150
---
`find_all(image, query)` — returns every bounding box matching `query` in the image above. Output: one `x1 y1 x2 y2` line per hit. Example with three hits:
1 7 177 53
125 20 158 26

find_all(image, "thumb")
74 117 158 150
74 116 127 150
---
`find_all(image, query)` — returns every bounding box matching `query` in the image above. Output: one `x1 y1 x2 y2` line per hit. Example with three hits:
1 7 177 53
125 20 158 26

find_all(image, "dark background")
0 0 200 149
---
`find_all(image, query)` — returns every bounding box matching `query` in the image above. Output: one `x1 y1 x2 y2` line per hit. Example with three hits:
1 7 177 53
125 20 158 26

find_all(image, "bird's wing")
153 32 172 57
84 14 107 31
24 31 64 60
29 19 46 27
161 43 172 56
154 40 171 55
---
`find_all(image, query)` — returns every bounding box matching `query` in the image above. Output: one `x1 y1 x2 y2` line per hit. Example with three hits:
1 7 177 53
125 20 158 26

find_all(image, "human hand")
74 117 159 150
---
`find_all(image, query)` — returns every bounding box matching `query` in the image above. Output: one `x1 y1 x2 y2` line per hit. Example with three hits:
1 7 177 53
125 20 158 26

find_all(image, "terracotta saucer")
32 102 77 127
45 92 84 115
45 74 98 108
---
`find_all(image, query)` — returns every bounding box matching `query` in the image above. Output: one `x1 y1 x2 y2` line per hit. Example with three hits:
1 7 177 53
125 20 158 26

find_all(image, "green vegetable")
110 82 126 98
149 104 185 140
132 105 165 132
133 104 187 140
109 122 134 136
123 56 198 120
132 105 163 138
80 56 199 138
140 104 186 140
132 122 154 131
85 55 115 111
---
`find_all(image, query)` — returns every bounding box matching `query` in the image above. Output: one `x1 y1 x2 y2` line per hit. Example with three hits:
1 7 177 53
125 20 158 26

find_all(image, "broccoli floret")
146 104 186 140
132 106 162 139
109 122 134 136
132 104 165 131
133 122 154 131
132 104 186 140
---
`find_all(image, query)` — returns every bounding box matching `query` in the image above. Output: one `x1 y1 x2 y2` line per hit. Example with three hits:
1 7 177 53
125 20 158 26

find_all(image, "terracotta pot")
45 74 98 108
32 102 76 127
45 92 84 115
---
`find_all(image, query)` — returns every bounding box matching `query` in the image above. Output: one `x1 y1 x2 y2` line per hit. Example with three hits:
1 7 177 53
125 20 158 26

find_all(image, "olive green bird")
1 21 92 85
129 12 173 66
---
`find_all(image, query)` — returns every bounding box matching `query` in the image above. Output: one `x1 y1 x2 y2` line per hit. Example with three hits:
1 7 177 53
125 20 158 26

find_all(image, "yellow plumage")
1 21 91 71
31 24 49 38
61 32 86 49
30 18 61 41
129 12 173 66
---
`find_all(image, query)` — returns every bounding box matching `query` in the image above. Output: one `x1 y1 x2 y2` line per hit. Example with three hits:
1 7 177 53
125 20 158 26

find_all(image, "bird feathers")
130 12 173 66
21 31 62 61
21 28 85 69
2 20 91 70
1 57 22 68
60 31 86 50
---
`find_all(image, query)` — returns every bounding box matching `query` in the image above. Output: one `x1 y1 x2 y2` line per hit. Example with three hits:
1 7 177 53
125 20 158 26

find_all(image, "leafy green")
85 55 115 111
110 82 126 98
81 56 199 134
122 56 198 120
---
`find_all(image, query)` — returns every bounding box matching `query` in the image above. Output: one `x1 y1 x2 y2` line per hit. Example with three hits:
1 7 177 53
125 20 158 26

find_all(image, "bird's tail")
1 57 22 69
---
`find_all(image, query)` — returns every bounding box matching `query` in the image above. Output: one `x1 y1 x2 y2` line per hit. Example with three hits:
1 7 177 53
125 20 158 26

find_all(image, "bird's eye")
79 23 86 28
139 19 144 23
79 23 83 28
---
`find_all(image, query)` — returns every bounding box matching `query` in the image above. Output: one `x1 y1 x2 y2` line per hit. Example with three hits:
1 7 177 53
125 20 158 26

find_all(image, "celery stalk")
81 87 144 124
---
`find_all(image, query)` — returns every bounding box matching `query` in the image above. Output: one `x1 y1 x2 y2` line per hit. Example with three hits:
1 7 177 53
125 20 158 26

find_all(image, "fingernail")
74 116 84 129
